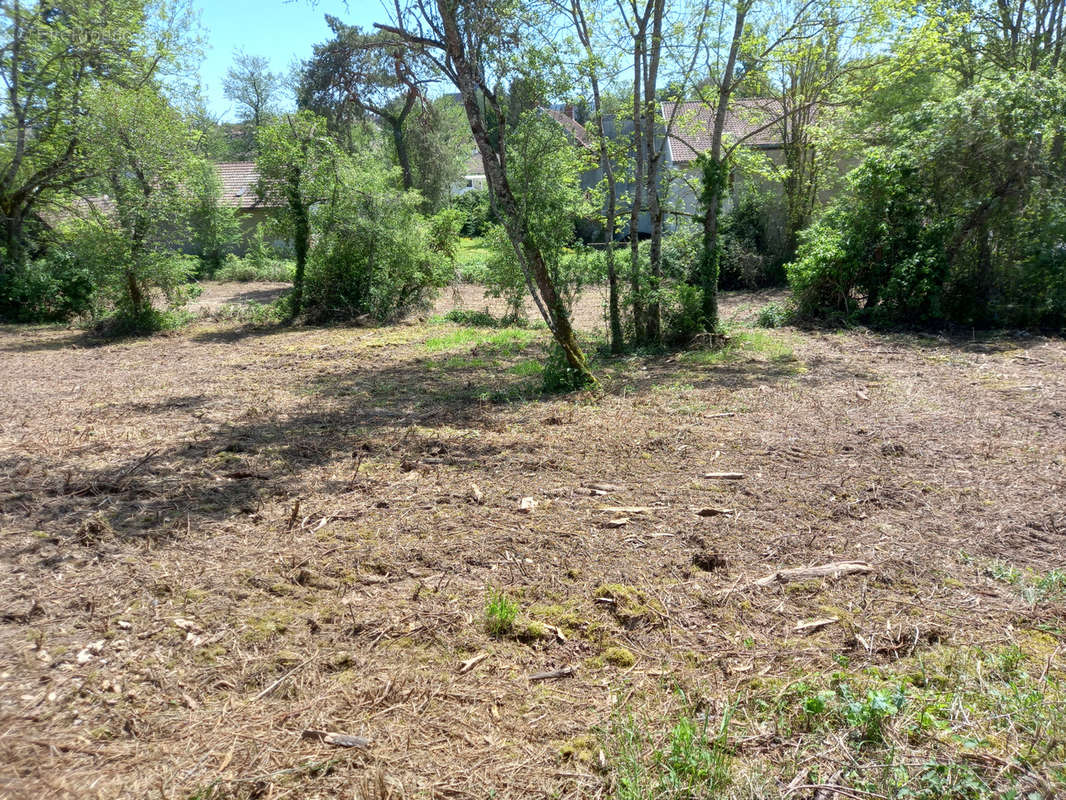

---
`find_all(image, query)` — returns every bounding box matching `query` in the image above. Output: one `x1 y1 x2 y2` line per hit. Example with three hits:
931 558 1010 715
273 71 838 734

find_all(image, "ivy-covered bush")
788 75 1066 329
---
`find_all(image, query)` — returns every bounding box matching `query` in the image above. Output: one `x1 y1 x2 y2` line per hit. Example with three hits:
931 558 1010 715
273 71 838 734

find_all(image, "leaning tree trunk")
454 70 595 386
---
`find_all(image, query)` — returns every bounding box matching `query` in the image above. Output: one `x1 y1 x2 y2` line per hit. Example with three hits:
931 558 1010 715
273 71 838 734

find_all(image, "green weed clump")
484 589 519 637
609 696 732 800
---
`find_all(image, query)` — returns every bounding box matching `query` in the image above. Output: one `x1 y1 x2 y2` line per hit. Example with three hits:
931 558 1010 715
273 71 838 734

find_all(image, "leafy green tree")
223 50 284 129
70 85 201 327
298 18 424 182
255 111 344 319
379 0 597 386
405 97 469 212
0 0 193 265
188 160 241 275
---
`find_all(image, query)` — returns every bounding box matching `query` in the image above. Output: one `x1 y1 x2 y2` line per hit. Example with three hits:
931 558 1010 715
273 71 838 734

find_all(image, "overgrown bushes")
0 251 95 323
451 189 497 237
302 164 449 322
788 75 1066 329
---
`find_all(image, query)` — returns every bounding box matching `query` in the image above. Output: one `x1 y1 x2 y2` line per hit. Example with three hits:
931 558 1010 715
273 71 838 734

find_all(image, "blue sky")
192 1 384 121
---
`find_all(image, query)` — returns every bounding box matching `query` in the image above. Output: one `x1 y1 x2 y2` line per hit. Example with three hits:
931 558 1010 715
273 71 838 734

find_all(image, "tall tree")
298 17 427 187
255 111 344 319
376 0 596 386
223 50 283 129
694 0 887 331
0 0 192 265
74 84 200 323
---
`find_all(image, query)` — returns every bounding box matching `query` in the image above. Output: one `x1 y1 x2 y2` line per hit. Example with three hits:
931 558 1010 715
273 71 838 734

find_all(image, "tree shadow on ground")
2 330 853 555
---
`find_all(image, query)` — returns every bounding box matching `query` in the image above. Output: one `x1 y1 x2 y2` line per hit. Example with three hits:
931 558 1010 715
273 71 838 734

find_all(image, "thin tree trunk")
568 0 623 352
288 176 309 320
700 3 748 332
629 33 646 342
643 0 665 344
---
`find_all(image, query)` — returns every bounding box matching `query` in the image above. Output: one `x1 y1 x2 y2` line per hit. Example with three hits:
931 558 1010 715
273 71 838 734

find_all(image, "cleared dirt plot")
1 291 1064 799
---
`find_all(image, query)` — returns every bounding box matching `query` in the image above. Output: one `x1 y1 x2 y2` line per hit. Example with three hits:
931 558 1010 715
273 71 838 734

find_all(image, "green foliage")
429 208 464 266
756 302 791 328
0 251 96 323
660 284 705 344
304 155 445 323
484 589 519 637
0 0 196 263
608 699 731 800
405 98 470 213
443 309 502 327
215 254 295 283
483 225 529 321
256 112 446 322
789 75 1066 329
719 195 787 289
188 162 241 275
542 342 594 393
66 85 203 330
482 111 592 319
451 190 497 237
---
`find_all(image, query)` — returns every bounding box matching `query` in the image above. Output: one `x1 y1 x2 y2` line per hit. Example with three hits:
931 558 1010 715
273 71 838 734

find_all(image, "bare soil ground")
1 285 1064 800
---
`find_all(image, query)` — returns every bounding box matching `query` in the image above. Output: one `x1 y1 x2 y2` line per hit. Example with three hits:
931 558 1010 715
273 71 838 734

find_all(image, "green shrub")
719 195 787 289
0 251 96 322
452 189 496 237
756 301 790 328
483 111 592 322
542 342 593 393
660 226 702 281
304 200 446 323
429 208 464 266
661 283 705 343
216 253 295 283
788 75 1066 329
443 309 501 327
189 162 240 276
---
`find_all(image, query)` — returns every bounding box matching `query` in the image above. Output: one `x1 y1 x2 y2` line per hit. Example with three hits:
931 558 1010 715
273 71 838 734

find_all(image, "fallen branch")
702 472 744 480
529 665 576 681
301 729 370 749
252 656 314 701
753 561 875 588
459 653 489 674
794 617 839 634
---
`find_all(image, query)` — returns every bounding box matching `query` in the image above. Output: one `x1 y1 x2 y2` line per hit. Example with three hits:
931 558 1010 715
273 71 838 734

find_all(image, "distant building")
214 162 285 252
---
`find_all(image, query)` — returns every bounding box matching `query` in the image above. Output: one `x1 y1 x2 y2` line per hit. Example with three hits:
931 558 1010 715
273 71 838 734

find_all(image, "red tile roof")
543 108 593 148
216 162 275 209
662 99 784 163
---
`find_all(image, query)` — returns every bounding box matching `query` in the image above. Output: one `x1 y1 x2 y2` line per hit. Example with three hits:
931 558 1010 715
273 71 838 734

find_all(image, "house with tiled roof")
213 162 286 253
538 100 787 236
43 162 285 255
